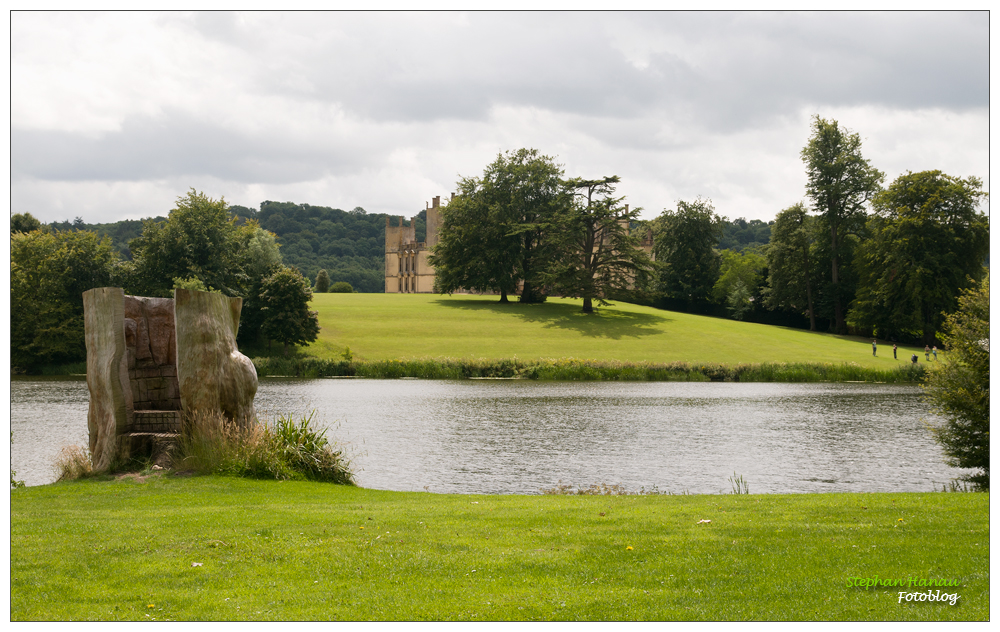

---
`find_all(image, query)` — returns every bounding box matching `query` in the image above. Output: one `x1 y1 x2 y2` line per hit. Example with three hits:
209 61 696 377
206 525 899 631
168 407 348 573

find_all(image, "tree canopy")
652 198 723 304
258 266 321 355
801 116 884 334
11 229 118 370
545 176 652 313
11 212 42 234
849 171 989 344
128 189 246 297
766 203 818 330
430 176 521 302
430 149 566 303
713 248 767 321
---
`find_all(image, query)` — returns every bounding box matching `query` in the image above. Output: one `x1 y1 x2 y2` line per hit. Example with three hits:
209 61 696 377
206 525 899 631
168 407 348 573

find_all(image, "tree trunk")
922 300 934 346
520 280 544 304
829 221 845 334
803 245 816 331
499 290 509 304
582 296 593 313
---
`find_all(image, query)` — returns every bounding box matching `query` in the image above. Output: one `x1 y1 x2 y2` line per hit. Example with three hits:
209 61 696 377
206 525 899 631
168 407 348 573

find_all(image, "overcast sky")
9 10 990 225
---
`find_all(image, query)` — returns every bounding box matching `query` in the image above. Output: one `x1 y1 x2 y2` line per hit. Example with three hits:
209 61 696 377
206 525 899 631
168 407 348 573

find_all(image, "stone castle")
384 194 447 293
384 194 654 294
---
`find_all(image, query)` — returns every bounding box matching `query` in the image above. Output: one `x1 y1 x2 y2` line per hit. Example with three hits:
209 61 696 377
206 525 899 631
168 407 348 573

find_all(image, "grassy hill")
305 294 928 368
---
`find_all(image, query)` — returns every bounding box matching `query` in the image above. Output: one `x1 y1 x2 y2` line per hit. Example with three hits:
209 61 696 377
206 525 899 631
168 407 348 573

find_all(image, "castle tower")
425 195 442 249
384 195 450 293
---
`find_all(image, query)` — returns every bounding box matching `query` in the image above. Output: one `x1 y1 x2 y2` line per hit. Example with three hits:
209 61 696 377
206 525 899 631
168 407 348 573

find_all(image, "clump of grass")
728 472 750 494
269 413 355 484
53 445 94 482
177 411 355 485
941 480 974 492
541 481 672 495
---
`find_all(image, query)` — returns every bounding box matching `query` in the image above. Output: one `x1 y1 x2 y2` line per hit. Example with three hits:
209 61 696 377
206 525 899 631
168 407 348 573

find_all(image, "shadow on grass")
433 298 671 340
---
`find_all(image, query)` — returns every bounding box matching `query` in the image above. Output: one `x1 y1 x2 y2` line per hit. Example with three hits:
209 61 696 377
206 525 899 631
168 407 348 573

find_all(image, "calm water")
10 376 965 493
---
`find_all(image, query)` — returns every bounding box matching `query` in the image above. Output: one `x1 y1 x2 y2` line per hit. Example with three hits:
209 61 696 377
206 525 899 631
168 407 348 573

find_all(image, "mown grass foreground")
11 477 988 621
308 294 931 368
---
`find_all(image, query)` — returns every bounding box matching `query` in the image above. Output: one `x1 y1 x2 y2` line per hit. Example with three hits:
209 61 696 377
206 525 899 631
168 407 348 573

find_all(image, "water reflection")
11 377 964 493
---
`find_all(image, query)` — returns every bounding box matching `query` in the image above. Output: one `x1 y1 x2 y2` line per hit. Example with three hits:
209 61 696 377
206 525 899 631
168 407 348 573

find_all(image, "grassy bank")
308 294 932 367
21 295 938 379
252 356 927 383
11 477 987 621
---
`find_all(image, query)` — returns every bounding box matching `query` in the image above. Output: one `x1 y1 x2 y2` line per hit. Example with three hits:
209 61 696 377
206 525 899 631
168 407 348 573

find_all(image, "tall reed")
53 445 94 482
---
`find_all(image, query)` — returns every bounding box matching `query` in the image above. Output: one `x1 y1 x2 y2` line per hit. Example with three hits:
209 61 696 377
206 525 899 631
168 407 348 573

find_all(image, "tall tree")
231 221 284 344
545 176 653 313
766 203 818 330
713 248 767 320
849 171 989 344
258 266 321 355
11 230 118 370
801 116 884 334
430 176 520 302
128 189 242 297
652 198 722 303
10 212 42 234
924 273 989 490
430 149 566 303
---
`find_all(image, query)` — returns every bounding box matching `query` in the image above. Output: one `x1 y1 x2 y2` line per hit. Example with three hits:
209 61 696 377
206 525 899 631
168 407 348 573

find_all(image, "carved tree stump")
83 287 258 471
174 289 258 426
83 287 129 471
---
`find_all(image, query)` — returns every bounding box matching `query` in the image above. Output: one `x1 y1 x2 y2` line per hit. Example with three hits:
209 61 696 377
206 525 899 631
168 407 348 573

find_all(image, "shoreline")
18 357 929 383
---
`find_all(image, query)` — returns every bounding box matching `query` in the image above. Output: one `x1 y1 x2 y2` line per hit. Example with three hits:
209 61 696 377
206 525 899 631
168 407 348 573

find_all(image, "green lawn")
11 476 987 621
308 293 929 367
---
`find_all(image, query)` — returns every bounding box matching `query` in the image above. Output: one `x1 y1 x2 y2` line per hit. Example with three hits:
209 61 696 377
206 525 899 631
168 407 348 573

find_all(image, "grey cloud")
11 110 375 184
176 11 985 139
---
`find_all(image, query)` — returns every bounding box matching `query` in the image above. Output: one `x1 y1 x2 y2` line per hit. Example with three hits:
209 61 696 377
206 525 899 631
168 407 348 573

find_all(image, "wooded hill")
45 206 764 295
47 203 429 294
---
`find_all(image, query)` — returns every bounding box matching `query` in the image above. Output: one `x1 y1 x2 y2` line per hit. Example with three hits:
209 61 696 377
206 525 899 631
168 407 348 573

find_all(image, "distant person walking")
932 346 938 361
893 344 897 360
925 345 931 361
872 339 877 356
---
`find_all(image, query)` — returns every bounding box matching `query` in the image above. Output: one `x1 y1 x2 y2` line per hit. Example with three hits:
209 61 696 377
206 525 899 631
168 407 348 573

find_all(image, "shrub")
923 273 989 490
177 411 355 484
314 269 331 293
330 281 354 293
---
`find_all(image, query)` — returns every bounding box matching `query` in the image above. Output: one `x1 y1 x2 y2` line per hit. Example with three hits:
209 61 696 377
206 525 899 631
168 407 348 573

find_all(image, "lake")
10 376 965 494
